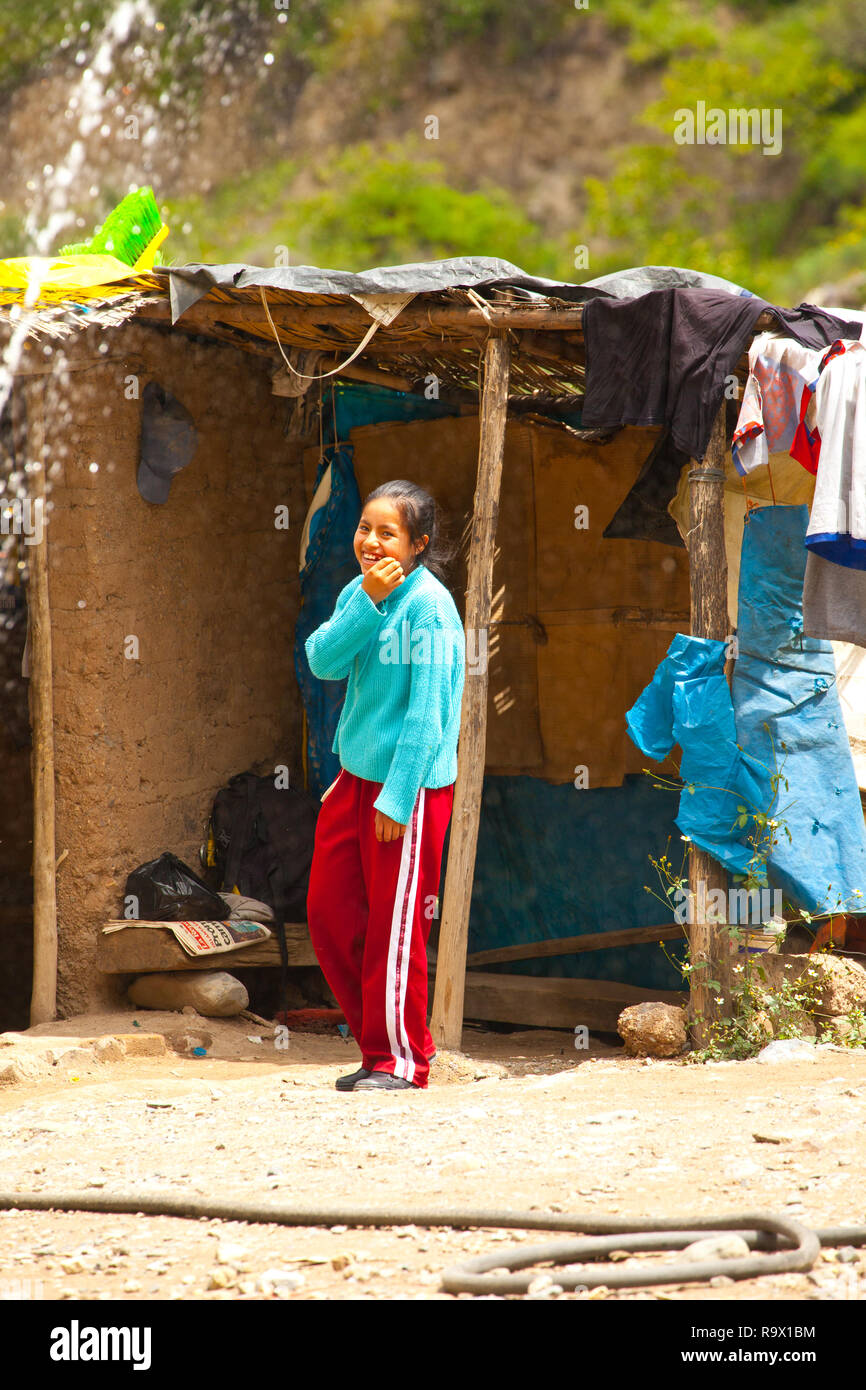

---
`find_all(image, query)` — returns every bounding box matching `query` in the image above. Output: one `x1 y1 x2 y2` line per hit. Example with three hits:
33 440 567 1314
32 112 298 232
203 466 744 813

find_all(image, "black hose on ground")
0 1191 862 1295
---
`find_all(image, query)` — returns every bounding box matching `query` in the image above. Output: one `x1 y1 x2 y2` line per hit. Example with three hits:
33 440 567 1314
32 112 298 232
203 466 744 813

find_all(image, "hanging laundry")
731 332 825 476
582 287 861 463
803 551 866 648
804 341 866 568
732 505 866 912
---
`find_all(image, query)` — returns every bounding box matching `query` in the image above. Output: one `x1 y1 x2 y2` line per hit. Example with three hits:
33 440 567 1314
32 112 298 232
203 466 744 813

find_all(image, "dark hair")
363 479 454 585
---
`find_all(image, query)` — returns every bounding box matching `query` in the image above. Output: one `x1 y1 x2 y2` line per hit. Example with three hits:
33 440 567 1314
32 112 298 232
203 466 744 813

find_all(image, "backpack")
207 772 320 992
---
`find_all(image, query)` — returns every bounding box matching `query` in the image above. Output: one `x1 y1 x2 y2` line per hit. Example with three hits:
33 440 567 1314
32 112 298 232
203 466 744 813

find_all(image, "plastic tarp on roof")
582 265 752 300
158 258 754 322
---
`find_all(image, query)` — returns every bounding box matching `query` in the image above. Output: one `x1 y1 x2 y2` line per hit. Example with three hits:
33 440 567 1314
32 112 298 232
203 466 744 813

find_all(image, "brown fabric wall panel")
531 424 690 614
535 617 687 785
537 622 628 787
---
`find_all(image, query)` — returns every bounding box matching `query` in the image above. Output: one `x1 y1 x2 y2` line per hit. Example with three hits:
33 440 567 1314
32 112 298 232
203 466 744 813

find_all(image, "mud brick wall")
0 726 34 1032
34 321 307 1017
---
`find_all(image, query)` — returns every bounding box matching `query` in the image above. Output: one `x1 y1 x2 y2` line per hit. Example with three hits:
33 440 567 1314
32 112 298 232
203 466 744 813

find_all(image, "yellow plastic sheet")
0 254 159 304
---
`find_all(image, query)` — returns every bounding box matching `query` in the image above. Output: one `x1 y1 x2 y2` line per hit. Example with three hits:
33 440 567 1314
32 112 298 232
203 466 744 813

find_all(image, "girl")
304 480 465 1092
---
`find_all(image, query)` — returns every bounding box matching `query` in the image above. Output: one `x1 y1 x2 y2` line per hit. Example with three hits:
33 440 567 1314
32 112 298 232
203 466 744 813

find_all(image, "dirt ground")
1 1008 865 1303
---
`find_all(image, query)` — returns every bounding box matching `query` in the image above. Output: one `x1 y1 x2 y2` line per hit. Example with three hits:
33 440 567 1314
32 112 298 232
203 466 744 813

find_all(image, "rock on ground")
617 1002 688 1058
128 971 248 1017
752 953 866 1023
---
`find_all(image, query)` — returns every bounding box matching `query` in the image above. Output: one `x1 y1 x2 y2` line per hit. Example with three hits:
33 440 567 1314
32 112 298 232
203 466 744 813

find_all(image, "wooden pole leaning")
686 398 732 1045
24 379 58 1026
430 331 512 1052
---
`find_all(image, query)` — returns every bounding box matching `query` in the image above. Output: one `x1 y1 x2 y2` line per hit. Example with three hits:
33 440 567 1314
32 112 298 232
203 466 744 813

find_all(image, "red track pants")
306 769 454 1089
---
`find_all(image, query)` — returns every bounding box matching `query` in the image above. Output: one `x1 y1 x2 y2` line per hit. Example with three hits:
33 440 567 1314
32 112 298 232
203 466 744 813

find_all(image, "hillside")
1 0 865 302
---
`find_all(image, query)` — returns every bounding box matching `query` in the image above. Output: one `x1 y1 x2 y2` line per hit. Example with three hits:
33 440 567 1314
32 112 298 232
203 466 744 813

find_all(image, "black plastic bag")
125 851 226 921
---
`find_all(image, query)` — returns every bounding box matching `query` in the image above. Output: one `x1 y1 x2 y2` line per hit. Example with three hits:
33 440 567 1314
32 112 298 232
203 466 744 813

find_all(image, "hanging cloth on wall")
585 290 861 547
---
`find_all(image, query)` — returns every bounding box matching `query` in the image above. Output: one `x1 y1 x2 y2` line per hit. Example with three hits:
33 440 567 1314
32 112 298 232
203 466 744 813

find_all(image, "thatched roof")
0 260 765 420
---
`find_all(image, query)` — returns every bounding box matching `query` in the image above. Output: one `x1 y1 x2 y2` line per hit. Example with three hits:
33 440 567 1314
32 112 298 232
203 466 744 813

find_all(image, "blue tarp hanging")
627 505 866 916
626 632 765 878
732 505 866 913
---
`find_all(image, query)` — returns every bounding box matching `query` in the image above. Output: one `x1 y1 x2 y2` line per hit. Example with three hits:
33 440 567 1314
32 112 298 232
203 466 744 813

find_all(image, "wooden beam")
96 922 316 973
461 972 686 1034
465 923 684 968
686 398 732 1045
139 297 779 340
24 380 58 1026
430 331 512 1051
139 299 583 334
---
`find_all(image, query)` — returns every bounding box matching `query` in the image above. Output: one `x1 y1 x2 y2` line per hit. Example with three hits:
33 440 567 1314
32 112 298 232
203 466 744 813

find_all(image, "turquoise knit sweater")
305 563 466 824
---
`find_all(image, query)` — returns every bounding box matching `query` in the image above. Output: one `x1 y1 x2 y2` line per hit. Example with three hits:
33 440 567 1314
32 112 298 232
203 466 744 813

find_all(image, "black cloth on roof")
582 288 863 463
604 398 742 549
603 431 690 548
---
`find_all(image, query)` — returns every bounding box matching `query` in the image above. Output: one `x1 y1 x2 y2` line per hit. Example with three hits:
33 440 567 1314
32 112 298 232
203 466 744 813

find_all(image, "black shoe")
354 1072 418 1091
335 1067 371 1092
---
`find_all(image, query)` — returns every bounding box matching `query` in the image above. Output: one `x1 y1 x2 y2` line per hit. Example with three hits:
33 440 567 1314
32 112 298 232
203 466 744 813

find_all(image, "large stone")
617 1002 688 1058
754 952 866 1019
128 971 248 1017
812 955 866 1017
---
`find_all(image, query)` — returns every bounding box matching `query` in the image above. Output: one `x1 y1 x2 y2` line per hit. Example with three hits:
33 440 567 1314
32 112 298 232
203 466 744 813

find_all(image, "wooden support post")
687 398 732 1043
430 331 511 1051
24 379 58 1026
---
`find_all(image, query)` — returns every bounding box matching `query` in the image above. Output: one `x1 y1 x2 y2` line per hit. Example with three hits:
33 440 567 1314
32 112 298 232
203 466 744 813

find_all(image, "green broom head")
56 240 94 256
59 188 163 266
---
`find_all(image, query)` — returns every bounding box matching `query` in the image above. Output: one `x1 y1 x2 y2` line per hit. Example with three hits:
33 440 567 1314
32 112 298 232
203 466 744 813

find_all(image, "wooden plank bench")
461 971 686 1035
96 921 318 974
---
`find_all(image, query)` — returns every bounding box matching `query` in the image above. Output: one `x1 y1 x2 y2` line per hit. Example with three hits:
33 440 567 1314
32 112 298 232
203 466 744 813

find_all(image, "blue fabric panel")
626 632 764 877
732 505 866 912
461 775 686 993
294 446 361 794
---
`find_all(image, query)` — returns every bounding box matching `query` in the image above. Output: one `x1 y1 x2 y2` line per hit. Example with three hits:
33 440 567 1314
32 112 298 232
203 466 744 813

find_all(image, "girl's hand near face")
375 809 406 842
362 557 404 604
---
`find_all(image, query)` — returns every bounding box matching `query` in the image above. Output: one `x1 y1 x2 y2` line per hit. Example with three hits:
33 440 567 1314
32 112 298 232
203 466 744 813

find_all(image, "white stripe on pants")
385 789 425 1082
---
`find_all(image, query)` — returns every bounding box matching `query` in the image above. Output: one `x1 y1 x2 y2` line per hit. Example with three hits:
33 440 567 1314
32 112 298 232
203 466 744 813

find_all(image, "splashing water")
25 0 159 256
1 0 162 430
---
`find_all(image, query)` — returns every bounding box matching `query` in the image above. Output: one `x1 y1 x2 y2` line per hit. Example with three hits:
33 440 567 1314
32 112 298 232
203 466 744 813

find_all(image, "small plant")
689 953 822 1062
821 1005 866 1049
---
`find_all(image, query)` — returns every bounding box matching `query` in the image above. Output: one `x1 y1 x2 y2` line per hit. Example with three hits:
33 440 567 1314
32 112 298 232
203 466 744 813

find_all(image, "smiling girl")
304 480 465 1092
